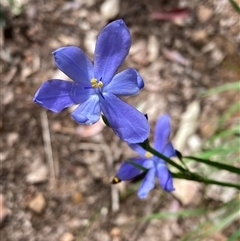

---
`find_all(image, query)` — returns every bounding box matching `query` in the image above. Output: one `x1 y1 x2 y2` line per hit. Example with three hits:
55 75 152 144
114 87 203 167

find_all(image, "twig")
40 111 56 182
111 180 119 212
78 142 120 211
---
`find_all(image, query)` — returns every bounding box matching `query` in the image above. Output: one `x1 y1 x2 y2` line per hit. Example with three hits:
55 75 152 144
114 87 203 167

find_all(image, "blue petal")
71 95 100 125
99 93 150 143
33 79 91 112
116 158 148 180
154 114 172 152
94 19 131 86
163 142 176 158
156 163 175 192
128 144 151 158
138 167 156 199
53 46 94 84
103 68 144 96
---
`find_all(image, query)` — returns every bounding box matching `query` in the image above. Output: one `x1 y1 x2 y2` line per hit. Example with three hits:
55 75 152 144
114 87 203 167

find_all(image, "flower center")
91 78 103 88
145 151 153 158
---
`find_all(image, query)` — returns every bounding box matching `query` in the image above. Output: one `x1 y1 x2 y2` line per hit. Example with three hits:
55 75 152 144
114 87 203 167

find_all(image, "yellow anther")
98 81 103 87
91 78 103 88
145 151 153 158
91 78 97 84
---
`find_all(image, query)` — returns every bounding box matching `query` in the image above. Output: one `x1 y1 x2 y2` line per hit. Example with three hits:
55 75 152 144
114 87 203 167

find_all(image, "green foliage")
144 208 206 220
197 82 240 170
229 0 240 13
0 4 6 26
7 0 24 16
145 80 240 240
202 81 240 97
228 229 240 241
184 156 240 175
181 198 239 241
180 80 240 240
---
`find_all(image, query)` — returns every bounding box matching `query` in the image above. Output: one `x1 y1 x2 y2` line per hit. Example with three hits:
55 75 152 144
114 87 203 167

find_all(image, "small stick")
40 111 56 181
111 185 119 212
100 143 120 212
78 142 120 211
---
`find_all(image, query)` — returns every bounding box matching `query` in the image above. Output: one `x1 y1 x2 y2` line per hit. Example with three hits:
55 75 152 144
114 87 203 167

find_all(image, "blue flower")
33 19 149 143
114 114 176 198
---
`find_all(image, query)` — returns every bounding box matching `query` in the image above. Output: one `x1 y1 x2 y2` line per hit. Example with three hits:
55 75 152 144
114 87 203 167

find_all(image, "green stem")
140 143 187 173
172 172 240 189
140 142 240 189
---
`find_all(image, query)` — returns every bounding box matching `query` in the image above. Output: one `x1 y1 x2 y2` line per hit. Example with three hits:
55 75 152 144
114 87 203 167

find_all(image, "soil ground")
1 0 240 241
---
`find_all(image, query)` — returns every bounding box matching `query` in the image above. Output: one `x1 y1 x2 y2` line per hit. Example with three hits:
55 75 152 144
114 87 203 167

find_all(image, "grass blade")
144 208 206 220
229 0 240 13
184 156 240 174
202 81 240 97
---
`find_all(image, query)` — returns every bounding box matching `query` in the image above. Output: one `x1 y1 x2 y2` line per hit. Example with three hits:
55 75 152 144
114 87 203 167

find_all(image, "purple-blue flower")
33 19 150 143
114 114 176 198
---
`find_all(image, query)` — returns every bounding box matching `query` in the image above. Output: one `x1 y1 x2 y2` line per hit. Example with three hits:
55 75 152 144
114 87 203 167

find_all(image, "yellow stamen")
145 151 153 158
91 78 97 83
98 81 103 87
91 78 103 88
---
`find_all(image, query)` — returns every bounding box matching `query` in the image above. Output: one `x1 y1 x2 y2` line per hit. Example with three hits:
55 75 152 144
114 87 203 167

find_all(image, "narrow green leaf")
198 146 239 159
202 81 240 97
228 229 240 241
184 156 240 175
207 124 240 143
171 172 240 189
181 199 239 241
140 146 240 188
205 202 239 235
144 208 206 220
0 7 6 27
219 102 240 126
229 0 240 13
